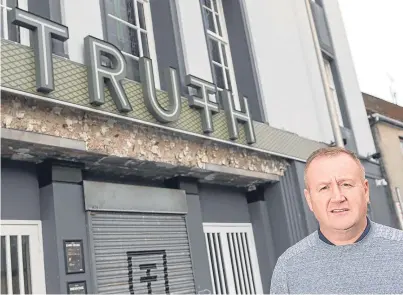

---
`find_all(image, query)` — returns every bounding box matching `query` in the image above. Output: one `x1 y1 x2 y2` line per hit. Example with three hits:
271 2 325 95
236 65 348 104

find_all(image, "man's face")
304 153 369 231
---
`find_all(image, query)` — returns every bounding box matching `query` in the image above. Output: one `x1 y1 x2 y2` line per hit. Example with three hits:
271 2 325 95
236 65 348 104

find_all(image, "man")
270 147 403 294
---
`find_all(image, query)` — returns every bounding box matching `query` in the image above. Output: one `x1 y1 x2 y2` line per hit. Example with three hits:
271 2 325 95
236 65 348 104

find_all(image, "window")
103 0 159 87
0 0 29 46
201 0 241 111
400 137 403 153
323 58 344 127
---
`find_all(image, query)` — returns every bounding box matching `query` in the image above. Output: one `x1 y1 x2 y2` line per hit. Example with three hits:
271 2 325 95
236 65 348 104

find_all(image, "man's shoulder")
276 231 319 265
372 221 403 242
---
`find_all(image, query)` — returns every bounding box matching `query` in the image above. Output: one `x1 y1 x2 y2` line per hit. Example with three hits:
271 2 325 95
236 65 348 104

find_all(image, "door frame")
1 220 47 294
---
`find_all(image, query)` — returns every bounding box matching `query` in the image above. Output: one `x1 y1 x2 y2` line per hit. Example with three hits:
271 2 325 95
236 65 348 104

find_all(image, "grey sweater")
270 221 403 294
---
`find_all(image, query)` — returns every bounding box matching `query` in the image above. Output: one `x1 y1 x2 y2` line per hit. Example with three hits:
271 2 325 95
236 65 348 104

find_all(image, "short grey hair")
304 147 365 188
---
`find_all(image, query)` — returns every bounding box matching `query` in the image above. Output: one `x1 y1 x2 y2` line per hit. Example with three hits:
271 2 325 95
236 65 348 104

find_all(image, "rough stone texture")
1 94 289 176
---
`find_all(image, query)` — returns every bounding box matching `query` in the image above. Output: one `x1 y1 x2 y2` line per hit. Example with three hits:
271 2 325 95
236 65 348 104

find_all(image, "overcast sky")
338 0 403 107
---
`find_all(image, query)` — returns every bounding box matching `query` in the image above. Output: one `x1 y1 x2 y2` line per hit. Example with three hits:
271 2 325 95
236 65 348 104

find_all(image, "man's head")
303 147 369 233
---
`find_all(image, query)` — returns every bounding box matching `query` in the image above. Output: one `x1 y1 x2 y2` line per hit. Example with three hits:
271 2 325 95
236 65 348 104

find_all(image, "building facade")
0 0 396 294
364 92 403 230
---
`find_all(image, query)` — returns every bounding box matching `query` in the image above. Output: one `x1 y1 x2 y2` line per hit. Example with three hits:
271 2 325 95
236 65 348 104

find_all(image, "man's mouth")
330 209 349 213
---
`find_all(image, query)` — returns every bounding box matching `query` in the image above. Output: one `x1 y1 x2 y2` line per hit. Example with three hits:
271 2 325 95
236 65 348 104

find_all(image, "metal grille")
204 224 263 294
89 211 196 294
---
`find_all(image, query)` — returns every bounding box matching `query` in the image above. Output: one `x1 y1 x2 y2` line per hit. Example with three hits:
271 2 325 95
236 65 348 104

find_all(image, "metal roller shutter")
89 211 196 294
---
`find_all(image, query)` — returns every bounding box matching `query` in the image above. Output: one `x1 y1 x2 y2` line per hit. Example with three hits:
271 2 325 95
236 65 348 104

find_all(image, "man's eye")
342 183 353 187
319 186 328 191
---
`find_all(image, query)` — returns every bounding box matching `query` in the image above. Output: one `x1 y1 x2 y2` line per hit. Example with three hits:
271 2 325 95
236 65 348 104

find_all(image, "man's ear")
304 188 313 212
363 179 370 203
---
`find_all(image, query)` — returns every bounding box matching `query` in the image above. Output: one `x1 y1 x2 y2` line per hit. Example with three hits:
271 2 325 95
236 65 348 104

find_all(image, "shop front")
1 8 328 294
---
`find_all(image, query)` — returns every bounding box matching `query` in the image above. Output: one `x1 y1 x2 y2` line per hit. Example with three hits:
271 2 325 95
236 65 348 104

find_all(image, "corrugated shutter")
89 211 196 294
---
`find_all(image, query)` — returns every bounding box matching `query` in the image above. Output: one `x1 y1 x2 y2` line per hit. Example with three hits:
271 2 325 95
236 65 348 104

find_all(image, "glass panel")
203 0 212 9
125 0 136 26
215 14 222 36
141 32 149 58
1 236 7 294
128 29 140 57
213 64 225 89
209 39 221 63
10 236 20 295
225 69 232 90
221 44 228 66
137 1 146 30
22 236 32 294
212 0 218 12
204 9 215 33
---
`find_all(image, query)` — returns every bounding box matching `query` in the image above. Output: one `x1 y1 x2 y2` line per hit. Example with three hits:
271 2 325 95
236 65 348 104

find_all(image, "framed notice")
67 281 87 294
64 240 85 274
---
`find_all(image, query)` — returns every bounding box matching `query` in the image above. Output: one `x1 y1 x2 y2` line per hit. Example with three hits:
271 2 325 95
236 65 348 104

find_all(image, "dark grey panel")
52 183 93 293
185 193 214 293
340 127 358 154
149 0 182 93
361 159 384 178
1 160 41 220
199 183 250 223
39 184 60 294
367 177 397 228
248 201 277 294
330 58 352 129
293 161 318 234
222 0 265 122
310 1 334 55
265 162 309 258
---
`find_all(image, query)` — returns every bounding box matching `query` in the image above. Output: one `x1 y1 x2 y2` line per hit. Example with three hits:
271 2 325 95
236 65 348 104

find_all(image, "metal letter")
222 90 256 144
139 57 181 123
186 75 219 134
84 36 132 113
10 7 69 93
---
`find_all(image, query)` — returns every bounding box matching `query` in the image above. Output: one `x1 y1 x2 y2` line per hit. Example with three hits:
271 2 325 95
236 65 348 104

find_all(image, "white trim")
142 0 160 89
0 220 47 294
1 0 10 40
203 223 264 294
0 86 308 162
324 59 344 127
0 220 43 226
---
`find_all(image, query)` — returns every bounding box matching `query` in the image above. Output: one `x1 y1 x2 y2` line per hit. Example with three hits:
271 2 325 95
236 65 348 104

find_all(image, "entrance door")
203 223 263 294
1 221 46 294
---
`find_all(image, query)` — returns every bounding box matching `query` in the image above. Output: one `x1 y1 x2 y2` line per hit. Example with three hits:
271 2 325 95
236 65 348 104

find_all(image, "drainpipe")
395 187 403 230
368 113 403 129
304 0 344 148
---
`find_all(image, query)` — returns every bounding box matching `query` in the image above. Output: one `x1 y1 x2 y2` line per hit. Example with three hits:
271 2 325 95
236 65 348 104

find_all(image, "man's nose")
330 184 345 202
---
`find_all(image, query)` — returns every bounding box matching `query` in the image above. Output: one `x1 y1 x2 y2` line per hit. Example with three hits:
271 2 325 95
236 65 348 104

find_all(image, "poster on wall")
64 240 85 274
67 281 87 294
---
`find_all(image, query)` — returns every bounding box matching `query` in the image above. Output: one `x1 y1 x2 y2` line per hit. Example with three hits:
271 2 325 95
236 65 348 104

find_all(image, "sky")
337 0 403 107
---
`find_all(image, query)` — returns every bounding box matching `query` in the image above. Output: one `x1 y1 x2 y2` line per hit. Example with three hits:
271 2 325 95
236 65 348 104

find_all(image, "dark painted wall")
247 200 277 294
1 160 41 220
199 183 250 223
293 161 318 234
150 0 182 93
362 160 398 228
39 164 93 294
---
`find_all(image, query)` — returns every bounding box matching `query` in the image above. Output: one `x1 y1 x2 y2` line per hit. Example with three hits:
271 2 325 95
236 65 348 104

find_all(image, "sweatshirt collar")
318 216 371 246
